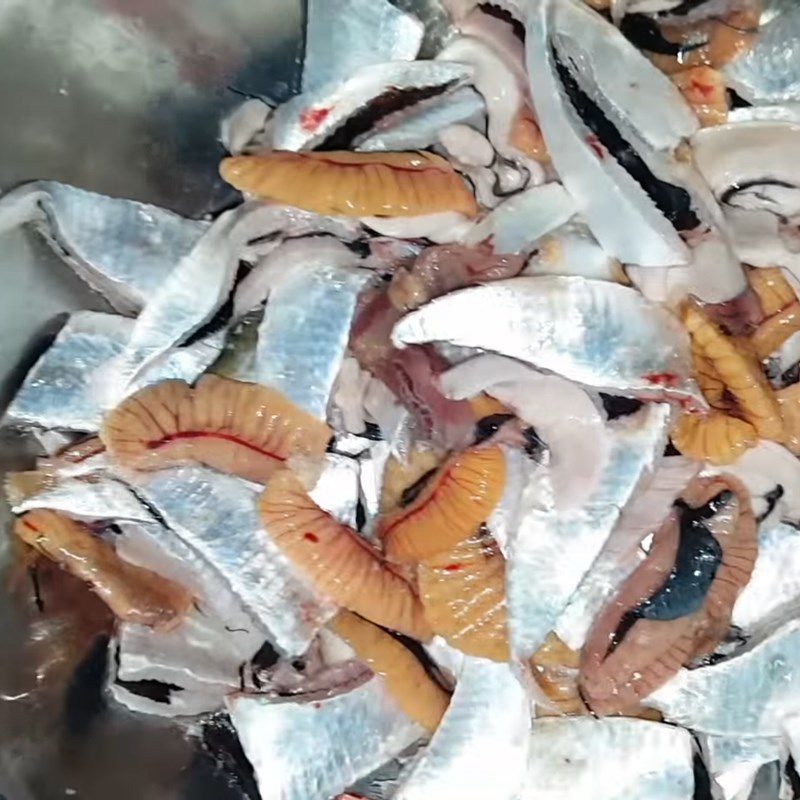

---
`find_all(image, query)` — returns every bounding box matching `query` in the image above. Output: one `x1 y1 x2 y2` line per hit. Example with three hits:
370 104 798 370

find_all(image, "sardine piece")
227 677 422 800
524 718 694 799
702 734 784 800
507 403 670 660
648 619 800 737
272 61 474 152
392 276 701 406
395 658 530 800
462 183 576 254
358 87 486 153
303 0 424 94
254 262 370 419
555 455 699 650
134 466 335 655
0 181 208 315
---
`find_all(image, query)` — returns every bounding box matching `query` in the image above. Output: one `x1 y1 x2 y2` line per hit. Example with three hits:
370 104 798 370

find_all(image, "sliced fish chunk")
303 0 424 94
0 181 207 315
392 276 700 407
227 677 422 800
133 466 335 656
524 717 695 799
702 734 784 800
395 658 530 800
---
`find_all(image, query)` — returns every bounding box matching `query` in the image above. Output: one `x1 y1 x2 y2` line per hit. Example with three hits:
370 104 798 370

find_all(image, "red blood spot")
303 532 320 543
643 372 679 388
444 563 462 572
146 430 283 462
313 702 322 709
586 135 605 160
300 107 330 132
690 79 714 99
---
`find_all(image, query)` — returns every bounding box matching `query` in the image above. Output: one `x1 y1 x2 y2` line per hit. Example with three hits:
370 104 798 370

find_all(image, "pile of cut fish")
5 0 800 797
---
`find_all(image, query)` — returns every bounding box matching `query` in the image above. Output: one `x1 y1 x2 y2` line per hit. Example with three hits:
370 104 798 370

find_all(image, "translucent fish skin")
303 0 424 94
254 264 370 419
523 718 695 799
393 276 700 406
0 181 207 315
227 678 422 800
649 620 800 737
395 658 530 800
272 61 474 152
508 404 670 660
134 466 335 656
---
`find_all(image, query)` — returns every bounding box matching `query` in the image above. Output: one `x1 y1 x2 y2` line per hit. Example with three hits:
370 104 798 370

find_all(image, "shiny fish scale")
303 0 424 94
227 677 422 800
255 264 370 419
0 181 207 315
395 658 530 800
392 277 698 403
649 620 800 737
524 717 694 799
508 404 670 659
135 466 335 655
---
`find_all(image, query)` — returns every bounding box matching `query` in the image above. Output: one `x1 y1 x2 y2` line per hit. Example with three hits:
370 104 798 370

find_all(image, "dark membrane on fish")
478 3 526 42
115 677 184 704
757 484 784 524
720 179 800 211
343 238 374 259
180 262 248 347
196 713 261 800
600 394 644 420
384 626 454 693
553 48 701 231
620 13 709 56
474 413 516 445
523 426 547 462
316 81 462 151
400 467 439 508
692 625 748 667
363 421 383 441
692 743 714 800
346 740 426 800
784 756 800 798
355 497 367 531
64 634 109 738
665 440 683 457
727 88 752 109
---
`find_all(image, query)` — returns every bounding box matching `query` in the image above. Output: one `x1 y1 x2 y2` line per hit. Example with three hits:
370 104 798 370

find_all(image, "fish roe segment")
379 447 445 515
747 267 797 319
682 302 784 442
530 632 587 717
509 106 549 163
101 377 331 483
750 302 800 361
259 470 432 641
329 611 450 733
777 383 800 455
671 411 757 465
378 446 506 564
219 150 479 218
670 66 728 127
15 509 192 629
418 531 509 662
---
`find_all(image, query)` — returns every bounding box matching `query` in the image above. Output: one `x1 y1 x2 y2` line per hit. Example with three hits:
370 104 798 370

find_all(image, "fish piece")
580 476 757 716
329 612 449 732
259 469 431 640
0 181 208 314
387 245 526 313
360 212 475 244
252 258 369 420
507 403 670 662
101 376 331 484
220 97 273 156
530 632 586 715
395 657 530 800
724 0 800 104
227 677 422 800
377 446 505 564
358 87 486 153
701 734 784 800
461 183 576 254
303 0 424 94
751 302 800 360
15 510 192 629
556 455 699 650
135 466 333 655
648 618 800 737
393 276 702 407
524 717 694 799
441 355 610 510
671 411 758 464
777 382 800 455
309 454 362 529
671 66 729 127
272 60 473 151
221 151 478 219
109 670 226 719
748 266 797 318
418 530 509 662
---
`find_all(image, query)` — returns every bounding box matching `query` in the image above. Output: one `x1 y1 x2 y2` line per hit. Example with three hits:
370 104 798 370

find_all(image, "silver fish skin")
308 454 361 529
358 87 486 153
524 0 691 267
133 466 335 656
395 658 530 800
0 181 208 315
303 0 424 94
271 60 474 151
524 718 695 799
648 620 800 737
507 403 670 661
392 276 701 407
555 455 698 650
226 677 422 800
254 262 370 420
724 0 800 104
462 183 576 254
701 734 784 800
